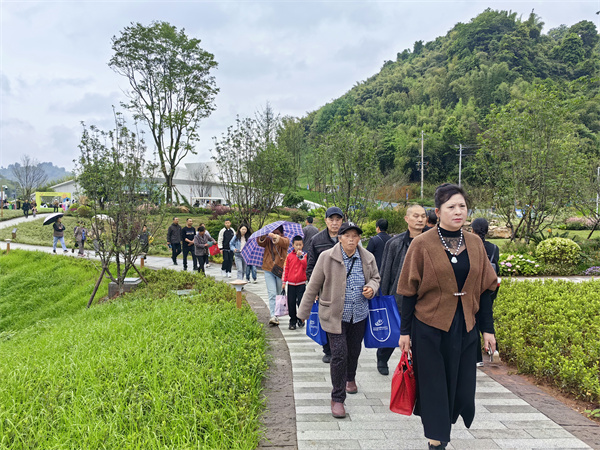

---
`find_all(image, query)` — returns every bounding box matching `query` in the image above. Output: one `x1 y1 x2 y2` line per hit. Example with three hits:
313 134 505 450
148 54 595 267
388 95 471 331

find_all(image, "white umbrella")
42 213 64 226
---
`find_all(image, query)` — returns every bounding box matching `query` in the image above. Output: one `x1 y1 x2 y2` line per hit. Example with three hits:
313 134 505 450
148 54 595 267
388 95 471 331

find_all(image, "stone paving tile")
444 439 501 449
484 404 540 413
296 421 340 431
493 438 591 448
501 420 563 429
298 440 361 449
358 439 449 450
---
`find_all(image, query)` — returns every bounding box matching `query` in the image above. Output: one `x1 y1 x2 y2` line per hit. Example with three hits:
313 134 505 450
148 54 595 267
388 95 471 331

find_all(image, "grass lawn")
0 250 267 449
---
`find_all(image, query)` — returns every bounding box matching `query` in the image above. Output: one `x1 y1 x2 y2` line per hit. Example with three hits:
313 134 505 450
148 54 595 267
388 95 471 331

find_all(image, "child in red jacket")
283 235 307 330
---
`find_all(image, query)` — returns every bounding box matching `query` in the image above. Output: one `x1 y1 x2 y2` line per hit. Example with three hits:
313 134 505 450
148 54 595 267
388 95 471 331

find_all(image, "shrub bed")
0 251 267 449
495 279 600 403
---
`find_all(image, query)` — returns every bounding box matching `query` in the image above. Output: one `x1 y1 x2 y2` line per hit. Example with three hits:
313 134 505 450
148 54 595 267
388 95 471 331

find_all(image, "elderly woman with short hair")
298 222 380 419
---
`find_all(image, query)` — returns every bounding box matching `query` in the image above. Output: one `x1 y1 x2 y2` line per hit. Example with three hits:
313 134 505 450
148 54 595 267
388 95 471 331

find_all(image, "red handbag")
208 243 221 256
390 352 417 415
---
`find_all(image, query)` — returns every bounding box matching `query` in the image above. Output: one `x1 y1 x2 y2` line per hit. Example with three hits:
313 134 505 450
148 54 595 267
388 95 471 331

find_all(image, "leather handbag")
269 245 284 278
390 352 416 415
364 291 401 348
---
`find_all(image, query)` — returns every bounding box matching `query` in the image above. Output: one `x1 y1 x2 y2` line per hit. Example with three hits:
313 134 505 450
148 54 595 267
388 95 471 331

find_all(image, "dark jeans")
221 249 233 273
53 206 59 212
182 244 197 270
171 243 182 263
24 210 29 218
197 253 206 274
287 284 306 326
246 264 257 281
327 318 367 403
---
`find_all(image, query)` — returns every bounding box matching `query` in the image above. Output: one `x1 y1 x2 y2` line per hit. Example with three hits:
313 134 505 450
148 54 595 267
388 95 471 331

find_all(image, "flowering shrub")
499 253 542 276
536 237 581 266
210 204 231 219
560 217 595 230
583 266 600 276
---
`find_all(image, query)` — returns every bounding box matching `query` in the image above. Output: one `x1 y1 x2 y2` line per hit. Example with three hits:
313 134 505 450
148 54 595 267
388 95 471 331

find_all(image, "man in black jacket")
181 218 197 271
166 217 182 265
306 206 343 363
376 205 426 375
366 218 392 271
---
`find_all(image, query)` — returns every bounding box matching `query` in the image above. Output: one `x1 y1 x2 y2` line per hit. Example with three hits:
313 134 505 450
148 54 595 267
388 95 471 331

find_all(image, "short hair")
427 210 438 225
186 218 192 222
292 235 303 243
306 216 314 224
471 218 489 241
406 204 426 215
173 217 178 221
375 218 388 232
224 218 231 222
434 183 470 210
197 226 206 232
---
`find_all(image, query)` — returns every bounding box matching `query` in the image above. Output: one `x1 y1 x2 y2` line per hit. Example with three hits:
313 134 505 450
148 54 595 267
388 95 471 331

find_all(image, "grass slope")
0 251 267 449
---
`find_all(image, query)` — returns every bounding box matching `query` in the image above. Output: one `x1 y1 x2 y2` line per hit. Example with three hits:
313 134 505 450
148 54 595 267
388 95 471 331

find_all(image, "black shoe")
322 354 331 364
288 323 296 330
72 248 75 253
428 443 447 449
52 250 56 254
173 261 178 266
183 267 187 271
377 361 389 376
298 319 305 328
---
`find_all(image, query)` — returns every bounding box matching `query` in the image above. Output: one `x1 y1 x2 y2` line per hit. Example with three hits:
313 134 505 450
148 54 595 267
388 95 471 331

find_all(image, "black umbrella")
43 213 64 226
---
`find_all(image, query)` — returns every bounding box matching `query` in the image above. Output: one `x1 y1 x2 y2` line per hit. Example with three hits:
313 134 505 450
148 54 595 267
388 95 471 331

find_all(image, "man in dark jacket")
305 206 343 363
376 205 427 375
166 217 182 265
218 219 235 278
366 218 392 271
302 216 319 246
22 200 30 218
181 218 197 271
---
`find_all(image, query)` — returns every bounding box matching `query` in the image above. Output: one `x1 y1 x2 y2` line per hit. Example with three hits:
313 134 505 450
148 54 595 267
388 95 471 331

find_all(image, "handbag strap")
346 257 357 278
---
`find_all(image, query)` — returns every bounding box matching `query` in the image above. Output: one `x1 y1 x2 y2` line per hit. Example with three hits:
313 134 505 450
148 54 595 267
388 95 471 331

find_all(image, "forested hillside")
298 9 600 184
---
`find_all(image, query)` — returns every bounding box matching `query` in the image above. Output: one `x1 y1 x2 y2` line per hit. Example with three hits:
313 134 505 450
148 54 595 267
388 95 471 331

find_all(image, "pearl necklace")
437 227 463 264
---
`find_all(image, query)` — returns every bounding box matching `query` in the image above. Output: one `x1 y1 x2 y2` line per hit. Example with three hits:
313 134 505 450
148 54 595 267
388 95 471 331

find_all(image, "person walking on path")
193 226 216 274
298 222 380 419
22 200 30 219
230 224 251 280
74 221 87 256
397 184 498 450
283 235 307 330
257 225 290 326
181 218 197 271
218 219 235 278
52 217 68 253
375 205 427 375
53 199 59 213
423 209 438 232
306 206 343 363
471 217 501 366
366 218 392 271
302 216 319 246
166 217 182 266
199 223 212 268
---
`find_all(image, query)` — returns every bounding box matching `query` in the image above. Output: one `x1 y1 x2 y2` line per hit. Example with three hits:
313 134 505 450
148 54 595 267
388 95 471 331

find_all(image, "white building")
51 162 228 205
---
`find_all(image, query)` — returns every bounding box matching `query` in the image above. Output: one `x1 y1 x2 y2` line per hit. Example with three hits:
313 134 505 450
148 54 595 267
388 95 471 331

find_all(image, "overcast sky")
1 1 598 172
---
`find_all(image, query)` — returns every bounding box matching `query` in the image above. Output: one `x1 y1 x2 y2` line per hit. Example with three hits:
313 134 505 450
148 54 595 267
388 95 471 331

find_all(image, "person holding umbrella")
297 222 380 418
50 215 68 253
257 225 290 326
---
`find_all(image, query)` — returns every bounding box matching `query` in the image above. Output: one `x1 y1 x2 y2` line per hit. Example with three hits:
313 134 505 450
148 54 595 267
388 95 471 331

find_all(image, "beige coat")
297 243 380 334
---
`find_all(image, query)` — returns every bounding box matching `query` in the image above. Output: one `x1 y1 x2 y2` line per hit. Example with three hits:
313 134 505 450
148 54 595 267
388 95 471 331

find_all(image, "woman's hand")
399 335 411 354
482 332 496 354
362 286 374 299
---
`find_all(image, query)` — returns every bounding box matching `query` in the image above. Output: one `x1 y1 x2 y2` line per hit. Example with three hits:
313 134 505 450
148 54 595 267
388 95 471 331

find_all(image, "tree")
11 155 47 200
311 125 382 224
109 21 218 204
477 84 585 241
188 163 214 203
76 113 163 306
212 115 293 229
277 116 306 186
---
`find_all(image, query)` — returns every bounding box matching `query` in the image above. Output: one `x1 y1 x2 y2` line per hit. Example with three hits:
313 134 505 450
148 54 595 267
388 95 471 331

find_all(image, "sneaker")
476 362 484 367
227 273 232 278
253 279 257 284
205 263 210 268
53 250 56 254
269 316 279 326
63 250 68 253
322 354 331 364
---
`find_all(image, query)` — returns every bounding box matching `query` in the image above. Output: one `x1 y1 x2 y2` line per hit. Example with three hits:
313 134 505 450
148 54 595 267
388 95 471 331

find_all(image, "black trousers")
197 253 206 274
221 249 233 273
287 284 306 326
327 318 366 403
376 346 396 366
182 244 197 270
171 243 182 263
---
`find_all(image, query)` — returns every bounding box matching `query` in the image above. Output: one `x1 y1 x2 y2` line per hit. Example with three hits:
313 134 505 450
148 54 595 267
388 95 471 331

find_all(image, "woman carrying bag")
397 184 498 450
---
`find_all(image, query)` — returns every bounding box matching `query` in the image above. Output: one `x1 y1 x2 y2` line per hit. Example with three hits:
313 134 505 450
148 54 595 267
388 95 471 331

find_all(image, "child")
282 235 307 330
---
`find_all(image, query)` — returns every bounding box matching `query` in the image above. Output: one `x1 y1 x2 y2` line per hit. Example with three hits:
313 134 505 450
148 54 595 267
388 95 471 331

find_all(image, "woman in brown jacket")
298 222 380 419
257 225 290 326
397 184 498 450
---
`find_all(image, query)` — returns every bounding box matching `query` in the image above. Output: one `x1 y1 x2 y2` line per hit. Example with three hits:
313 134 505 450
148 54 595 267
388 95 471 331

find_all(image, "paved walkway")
2 215 599 449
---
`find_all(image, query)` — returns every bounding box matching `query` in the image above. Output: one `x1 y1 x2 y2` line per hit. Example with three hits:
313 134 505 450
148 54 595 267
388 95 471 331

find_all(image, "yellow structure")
35 192 71 207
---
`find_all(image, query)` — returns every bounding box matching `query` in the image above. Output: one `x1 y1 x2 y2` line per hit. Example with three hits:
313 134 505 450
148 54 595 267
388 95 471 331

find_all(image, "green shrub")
495 279 600 403
536 237 581 266
368 207 407 234
282 192 304 208
76 205 91 218
289 209 307 224
361 220 377 238
498 253 543 276
205 219 225 238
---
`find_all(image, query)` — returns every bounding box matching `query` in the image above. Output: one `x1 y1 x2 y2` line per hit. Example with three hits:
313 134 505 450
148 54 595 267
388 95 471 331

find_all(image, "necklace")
437 227 463 264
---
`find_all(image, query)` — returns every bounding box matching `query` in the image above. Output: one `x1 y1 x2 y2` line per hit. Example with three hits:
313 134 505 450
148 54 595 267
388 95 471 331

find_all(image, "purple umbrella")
242 220 304 267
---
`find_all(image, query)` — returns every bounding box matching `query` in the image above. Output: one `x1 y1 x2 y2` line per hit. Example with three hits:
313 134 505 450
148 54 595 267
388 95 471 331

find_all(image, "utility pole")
458 144 463 187
421 130 424 200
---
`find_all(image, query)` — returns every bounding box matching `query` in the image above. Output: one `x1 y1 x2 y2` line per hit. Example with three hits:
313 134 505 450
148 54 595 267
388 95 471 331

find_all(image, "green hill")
298 9 600 184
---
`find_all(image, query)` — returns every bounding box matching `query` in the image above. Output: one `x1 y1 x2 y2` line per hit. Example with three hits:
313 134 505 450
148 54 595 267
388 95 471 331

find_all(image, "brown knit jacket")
257 235 290 272
397 226 498 333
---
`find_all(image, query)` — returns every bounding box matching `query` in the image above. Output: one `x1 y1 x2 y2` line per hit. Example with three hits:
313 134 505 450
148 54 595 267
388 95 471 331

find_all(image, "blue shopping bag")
306 301 328 345
364 293 401 348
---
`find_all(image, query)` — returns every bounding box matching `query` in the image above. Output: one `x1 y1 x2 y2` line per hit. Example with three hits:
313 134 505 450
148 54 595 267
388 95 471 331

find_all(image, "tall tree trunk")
87 267 106 308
